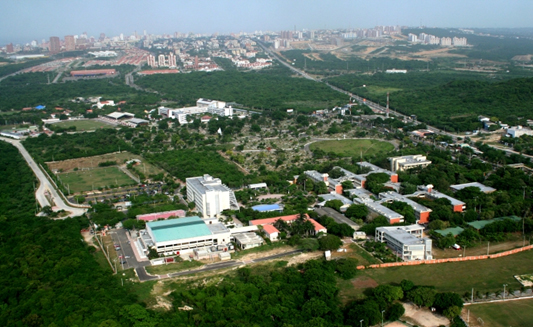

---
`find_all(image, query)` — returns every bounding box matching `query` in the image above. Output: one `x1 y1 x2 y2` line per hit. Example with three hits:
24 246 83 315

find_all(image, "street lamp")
360 319 364 327
382 310 385 327
503 284 507 300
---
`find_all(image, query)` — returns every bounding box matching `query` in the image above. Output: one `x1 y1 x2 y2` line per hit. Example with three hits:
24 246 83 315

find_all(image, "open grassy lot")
145 260 204 275
310 139 395 157
57 166 136 193
467 299 533 327
47 151 164 176
51 119 113 131
343 250 533 298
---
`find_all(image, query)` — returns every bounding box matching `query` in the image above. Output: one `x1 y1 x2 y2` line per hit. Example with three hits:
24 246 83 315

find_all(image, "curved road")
0 137 87 217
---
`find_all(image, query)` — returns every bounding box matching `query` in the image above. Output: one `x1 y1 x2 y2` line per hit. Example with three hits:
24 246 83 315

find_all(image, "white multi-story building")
440 37 452 46
186 174 239 218
453 37 468 46
389 155 432 172
408 33 418 42
375 225 432 261
157 99 233 125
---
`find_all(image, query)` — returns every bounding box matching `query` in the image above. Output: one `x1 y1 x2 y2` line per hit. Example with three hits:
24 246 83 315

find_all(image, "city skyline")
2 0 533 45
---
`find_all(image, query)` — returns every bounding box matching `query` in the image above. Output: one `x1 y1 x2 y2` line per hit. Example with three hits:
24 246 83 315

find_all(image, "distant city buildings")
408 33 468 46
64 35 75 51
49 36 60 53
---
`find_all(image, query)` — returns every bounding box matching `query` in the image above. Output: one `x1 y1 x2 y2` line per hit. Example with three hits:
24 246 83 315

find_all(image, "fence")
357 245 533 270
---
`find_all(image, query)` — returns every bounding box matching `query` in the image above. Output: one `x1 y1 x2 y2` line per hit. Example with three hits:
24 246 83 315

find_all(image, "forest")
331 74 533 131
148 149 248 188
135 70 348 112
280 50 429 73
23 129 133 162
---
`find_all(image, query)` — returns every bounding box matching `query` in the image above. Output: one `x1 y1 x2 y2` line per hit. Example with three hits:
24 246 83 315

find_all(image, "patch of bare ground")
149 282 173 311
385 322 409 327
239 247 296 262
402 303 450 327
351 276 378 290
257 193 284 200
286 251 322 266
81 230 98 250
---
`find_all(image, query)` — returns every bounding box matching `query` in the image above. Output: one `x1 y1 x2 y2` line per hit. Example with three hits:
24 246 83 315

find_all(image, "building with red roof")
250 214 327 240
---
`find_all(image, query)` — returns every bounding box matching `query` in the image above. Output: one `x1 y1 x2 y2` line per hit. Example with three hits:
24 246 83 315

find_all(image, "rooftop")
147 216 212 243
252 204 282 212
467 216 521 230
434 227 465 237
450 182 496 194
379 191 432 213
233 232 263 244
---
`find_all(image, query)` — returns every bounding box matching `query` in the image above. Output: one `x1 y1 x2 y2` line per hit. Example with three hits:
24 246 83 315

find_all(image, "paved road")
0 137 87 217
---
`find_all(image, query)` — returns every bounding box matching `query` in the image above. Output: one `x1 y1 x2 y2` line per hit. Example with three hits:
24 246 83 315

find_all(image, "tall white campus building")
186 174 239 218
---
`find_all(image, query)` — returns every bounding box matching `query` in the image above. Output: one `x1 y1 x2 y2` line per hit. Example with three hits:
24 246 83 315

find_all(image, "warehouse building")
375 225 432 261
140 216 231 256
186 174 239 218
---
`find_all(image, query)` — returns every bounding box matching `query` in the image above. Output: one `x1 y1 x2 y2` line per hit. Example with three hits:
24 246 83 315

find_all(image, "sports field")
310 139 395 157
467 299 533 327
57 166 136 193
52 119 113 131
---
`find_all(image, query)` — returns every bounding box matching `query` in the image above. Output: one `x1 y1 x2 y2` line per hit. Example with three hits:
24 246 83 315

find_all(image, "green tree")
407 287 436 307
324 199 343 212
387 303 405 321
318 234 343 251
345 204 369 219
373 285 404 304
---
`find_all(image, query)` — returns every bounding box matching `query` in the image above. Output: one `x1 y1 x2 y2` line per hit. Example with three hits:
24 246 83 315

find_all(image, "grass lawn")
145 260 204 275
467 299 533 327
52 119 113 131
357 250 533 295
310 139 394 158
57 166 135 193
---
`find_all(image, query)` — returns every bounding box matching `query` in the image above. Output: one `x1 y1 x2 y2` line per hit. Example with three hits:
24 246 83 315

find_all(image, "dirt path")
81 231 99 250
402 303 449 327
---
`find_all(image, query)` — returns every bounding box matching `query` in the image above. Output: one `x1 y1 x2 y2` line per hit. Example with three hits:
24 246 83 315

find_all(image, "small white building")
375 225 432 261
389 155 432 172
233 232 264 250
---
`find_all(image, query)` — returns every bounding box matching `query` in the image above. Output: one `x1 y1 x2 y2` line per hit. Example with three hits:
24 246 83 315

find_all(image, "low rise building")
354 197 404 224
233 232 264 250
450 182 496 194
250 214 327 236
375 225 432 261
379 191 432 224
140 216 231 256
389 155 432 172
317 193 353 211
410 185 466 212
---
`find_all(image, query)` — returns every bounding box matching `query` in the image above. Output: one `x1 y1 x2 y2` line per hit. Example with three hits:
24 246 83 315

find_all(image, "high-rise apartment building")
49 36 60 53
64 35 75 51
6 43 14 53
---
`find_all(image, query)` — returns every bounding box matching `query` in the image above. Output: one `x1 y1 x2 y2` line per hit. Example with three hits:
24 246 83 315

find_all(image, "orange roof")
262 224 279 234
250 214 326 232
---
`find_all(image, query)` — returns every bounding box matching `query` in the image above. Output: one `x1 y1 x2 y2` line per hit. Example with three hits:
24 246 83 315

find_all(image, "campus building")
140 216 231 256
410 185 466 212
375 225 432 261
249 214 327 241
157 99 233 125
389 155 432 172
186 174 239 218
379 191 432 224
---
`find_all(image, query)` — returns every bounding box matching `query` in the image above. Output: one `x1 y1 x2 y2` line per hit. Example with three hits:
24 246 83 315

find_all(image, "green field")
352 250 533 296
52 120 113 131
57 166 136 193
468 299 533 327
310 139 395 157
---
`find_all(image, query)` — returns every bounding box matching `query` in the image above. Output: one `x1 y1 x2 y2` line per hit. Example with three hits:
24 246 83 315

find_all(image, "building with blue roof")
252 204 283 213
143 216 231 256
35 105 46 110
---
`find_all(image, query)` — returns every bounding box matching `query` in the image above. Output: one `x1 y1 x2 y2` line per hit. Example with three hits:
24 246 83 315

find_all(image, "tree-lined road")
0 137 87 217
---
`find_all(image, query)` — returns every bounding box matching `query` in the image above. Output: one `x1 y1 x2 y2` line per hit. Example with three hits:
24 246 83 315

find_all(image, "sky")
1 0 533 45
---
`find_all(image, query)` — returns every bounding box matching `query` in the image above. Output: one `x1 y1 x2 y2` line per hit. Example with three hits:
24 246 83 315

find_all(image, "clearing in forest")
310 139 394 157
57 166 136 193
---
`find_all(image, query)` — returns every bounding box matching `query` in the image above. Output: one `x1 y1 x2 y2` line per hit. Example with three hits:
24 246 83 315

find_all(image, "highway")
260 41 462 142
0 137 87 217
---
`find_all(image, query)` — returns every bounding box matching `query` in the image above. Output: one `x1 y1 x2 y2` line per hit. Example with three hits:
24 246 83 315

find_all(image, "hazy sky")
2 0 532 45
